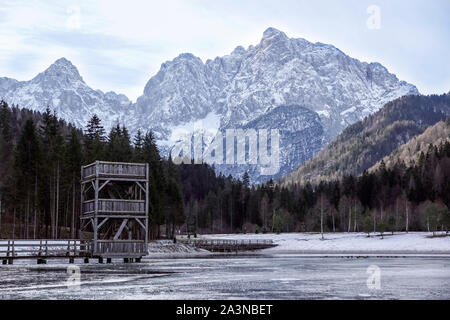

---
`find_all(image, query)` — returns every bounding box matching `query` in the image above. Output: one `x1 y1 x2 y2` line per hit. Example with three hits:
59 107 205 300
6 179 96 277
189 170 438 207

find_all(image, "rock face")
214 105 325 183
0 28 418 183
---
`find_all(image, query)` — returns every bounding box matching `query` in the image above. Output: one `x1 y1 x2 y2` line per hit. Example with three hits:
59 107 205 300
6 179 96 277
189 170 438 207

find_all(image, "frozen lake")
0 255 449 300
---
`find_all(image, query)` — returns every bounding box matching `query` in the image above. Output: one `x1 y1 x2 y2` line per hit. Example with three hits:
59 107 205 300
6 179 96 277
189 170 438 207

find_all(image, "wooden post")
145 163 149 249
0 198 2 237
38 240 42 256
93 161 99 255
79 174 84 241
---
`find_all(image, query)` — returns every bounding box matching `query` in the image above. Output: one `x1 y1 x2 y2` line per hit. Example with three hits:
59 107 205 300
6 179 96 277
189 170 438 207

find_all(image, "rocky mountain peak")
32 57 84 86
262 27 287 40
259 27 289 50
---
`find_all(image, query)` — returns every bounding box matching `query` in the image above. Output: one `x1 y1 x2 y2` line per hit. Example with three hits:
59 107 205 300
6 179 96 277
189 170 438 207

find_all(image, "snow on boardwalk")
201 232 450 255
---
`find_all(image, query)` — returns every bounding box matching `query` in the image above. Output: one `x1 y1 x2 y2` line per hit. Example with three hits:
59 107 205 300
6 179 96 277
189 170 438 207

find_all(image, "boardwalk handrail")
0 239 148 259
177 238 276 252
0 240 90 258
178 238 274 246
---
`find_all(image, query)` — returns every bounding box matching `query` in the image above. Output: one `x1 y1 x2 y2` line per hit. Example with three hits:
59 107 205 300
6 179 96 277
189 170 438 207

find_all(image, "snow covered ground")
199 232 450 254
147 240 210 257
2 233 448 257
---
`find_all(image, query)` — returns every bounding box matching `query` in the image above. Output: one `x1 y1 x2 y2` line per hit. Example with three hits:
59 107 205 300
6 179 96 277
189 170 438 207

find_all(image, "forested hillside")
0 100 187 239
1 99 449 239
281 93 450 186
370 120 450 172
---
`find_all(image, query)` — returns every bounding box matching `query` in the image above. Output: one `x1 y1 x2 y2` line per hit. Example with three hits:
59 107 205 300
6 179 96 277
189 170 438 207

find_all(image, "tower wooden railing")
82 161 147 180
82 199 146 216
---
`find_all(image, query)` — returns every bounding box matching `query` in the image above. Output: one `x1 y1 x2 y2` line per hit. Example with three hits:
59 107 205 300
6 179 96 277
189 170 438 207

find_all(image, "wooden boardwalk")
0 239 147 264
179 239 277 252
0 238 277 264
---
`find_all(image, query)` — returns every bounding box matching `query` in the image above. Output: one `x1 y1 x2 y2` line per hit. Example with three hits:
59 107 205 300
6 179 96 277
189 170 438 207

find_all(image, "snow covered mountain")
0 58 133 130
0 28 419 183
132 28 418 182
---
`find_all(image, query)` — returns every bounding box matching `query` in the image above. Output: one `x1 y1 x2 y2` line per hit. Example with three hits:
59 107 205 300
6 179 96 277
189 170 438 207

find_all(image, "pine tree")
0 101 13 237
65 129 83 238
121 126 132 156
106 124 132 162
133 129 144 162
40 108 65 238
363 215 372 237
15 118 41 238
0 100 13 143
165 155 185 238
84 114 106 163
142 131 166 239
242 171 250 188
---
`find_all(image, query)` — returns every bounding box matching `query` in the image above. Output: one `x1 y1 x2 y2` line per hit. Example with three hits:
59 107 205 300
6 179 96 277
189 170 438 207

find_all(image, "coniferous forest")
0 99 449 239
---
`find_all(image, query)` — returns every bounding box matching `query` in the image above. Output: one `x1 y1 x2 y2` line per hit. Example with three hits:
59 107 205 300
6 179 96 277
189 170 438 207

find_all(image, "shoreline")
145 232 450 258
259 250 450 256
2 232 449 260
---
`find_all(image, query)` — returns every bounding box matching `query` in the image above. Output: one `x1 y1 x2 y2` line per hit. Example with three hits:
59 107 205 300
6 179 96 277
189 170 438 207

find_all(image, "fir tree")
133 129 144 162
84 114 106 163
65 128 83 238
39 108 65 238
15 118 41 238
142 131 166 238
165 155 185 238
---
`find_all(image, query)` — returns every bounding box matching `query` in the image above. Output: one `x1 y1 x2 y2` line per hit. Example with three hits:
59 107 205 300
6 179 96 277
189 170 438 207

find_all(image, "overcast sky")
1 0 449 101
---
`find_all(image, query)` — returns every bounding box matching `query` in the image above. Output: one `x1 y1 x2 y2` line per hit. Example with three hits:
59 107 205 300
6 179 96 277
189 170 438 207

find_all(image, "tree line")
0 100 184 239
180 125 450 236
0 99 449 239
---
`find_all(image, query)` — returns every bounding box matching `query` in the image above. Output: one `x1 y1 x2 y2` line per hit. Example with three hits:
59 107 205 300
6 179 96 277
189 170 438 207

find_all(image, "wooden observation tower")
80 161 149 260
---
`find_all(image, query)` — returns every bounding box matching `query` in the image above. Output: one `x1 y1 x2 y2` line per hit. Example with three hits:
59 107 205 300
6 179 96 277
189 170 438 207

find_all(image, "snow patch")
159 111 221 147
317 110 330 118
340 106 357 116
201 232 450 254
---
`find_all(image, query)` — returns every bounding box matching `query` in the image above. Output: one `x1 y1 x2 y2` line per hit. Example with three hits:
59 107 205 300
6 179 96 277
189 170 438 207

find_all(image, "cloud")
0 0 449 100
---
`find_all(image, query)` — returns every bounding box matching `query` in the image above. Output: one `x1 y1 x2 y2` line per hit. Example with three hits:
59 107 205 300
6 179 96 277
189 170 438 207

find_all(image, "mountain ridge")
369 119 450 172
0 58 132 130
280 93 450 186
0 27 419 182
